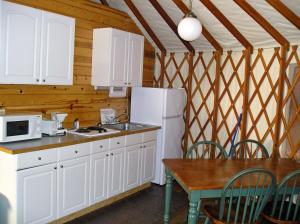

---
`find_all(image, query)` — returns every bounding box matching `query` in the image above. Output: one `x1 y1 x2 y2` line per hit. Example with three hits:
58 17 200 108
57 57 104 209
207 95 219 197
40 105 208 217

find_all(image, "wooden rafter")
200 0 253 52
266 0 300 30
149 0 195 53
124 0 166 54
234 0 290 49
100 0 109 6
171 0 222 53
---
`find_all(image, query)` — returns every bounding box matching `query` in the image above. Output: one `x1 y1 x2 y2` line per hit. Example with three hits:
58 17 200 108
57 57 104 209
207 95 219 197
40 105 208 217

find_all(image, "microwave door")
6 120 29 137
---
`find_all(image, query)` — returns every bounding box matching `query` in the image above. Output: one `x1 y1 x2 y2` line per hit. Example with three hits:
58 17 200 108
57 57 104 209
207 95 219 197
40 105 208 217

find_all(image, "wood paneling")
0 0 155 128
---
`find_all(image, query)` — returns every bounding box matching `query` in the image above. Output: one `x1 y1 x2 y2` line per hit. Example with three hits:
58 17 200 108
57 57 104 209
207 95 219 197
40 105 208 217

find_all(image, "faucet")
112 113 129 123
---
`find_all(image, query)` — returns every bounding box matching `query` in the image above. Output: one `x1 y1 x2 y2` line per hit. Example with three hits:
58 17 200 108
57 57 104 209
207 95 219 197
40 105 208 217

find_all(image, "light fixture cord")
189 0 193 12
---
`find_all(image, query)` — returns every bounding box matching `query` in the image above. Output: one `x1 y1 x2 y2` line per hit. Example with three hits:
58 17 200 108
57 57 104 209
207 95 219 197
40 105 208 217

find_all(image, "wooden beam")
149 0 195 53
100 0 109 6
273 46 288 159
124 0 166 54
200 0 253 52
266 0 300 30
183 53 194 155
172 0 223 53
234 0 290 49
160 53 166 87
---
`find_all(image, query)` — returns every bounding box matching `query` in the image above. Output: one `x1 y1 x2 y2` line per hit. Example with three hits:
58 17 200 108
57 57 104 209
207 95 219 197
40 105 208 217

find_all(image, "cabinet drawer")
91 139 109 154
17 148 58 170
109 136 125 150
143 131 157 142
125 134 142 146
58 143 91 161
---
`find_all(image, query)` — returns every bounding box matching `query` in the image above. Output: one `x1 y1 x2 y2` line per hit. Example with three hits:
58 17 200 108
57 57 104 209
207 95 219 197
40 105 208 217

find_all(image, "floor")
67 184 189 224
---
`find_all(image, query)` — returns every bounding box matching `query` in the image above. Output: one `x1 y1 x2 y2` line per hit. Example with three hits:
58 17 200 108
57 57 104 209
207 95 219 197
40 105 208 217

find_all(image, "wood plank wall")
0 0 155 127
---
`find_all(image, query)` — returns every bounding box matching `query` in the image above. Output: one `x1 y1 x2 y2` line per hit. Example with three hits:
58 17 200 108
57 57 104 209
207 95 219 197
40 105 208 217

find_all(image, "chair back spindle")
231 139 269 159
186 141 228 159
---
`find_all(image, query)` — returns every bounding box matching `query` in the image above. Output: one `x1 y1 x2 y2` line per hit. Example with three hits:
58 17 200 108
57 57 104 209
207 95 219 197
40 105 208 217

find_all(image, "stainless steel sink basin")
102 123 149 131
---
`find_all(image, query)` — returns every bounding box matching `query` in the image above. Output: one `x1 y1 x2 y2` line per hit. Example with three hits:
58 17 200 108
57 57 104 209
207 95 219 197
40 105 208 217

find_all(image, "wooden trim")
240 49 251 148
160 52 166 87
100 0 109 6
211 51 221 142
273 46 288 159
234 0 290 49
50 183 151 224
149 0 195 54
200 0 253 53
124 0 166 54
266 0 300 30
171 0 223 53
183 53 194 154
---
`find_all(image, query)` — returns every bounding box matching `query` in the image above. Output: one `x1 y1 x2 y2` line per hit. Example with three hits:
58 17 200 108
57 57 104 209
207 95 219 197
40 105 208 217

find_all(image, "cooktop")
67 126 120 137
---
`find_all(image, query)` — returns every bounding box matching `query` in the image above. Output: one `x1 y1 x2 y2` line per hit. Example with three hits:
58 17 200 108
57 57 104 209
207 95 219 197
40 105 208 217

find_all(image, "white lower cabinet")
140 141 156 184
108 148 124 197
124 144 141 191
89 152 108 205
58 156 90 218
17 163 57 224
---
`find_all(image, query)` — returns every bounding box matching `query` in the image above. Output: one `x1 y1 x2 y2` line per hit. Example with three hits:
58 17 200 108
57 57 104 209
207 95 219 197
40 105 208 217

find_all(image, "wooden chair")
231 139 269 159
186 141 228 159
262 169 300 224
203 168 276 224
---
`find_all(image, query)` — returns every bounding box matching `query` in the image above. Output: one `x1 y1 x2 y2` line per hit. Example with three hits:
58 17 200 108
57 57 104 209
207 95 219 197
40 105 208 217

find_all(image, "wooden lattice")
154 46 300 159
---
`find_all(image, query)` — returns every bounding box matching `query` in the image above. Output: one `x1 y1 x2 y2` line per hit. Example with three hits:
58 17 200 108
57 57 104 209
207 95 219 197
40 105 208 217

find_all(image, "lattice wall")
155 46 300 159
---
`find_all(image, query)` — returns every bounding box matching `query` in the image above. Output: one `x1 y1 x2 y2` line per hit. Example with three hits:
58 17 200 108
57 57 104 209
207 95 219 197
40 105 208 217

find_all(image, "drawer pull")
60 165 64 168
117 142 120 144
38 157 42 160
75 150 78 154
100 145 103 148
111 153 114 156
144 145 146 148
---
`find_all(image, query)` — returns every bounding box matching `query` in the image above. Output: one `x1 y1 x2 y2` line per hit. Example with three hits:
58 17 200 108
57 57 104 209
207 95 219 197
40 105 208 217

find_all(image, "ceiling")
106 0 300 52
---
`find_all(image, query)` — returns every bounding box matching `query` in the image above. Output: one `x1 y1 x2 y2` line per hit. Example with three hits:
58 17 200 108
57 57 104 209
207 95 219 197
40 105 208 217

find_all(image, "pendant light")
177 0 202 41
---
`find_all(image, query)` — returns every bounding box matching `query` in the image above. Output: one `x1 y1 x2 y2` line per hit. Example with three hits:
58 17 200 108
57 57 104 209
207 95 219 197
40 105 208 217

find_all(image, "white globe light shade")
177 17 202 41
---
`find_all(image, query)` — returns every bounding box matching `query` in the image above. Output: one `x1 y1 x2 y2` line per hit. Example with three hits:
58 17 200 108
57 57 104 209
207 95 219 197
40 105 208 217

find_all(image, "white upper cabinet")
92 28 144 87
0 1 42 84
0 1 75 85
41 11 74 85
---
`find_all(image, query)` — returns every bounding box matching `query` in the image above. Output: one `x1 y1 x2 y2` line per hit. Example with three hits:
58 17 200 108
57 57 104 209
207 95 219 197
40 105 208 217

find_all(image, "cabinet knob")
60 165 64 168
124 82 127 85
117 142 120 145
100 145 103 148
54 167 57 170
38 157 42 160
140 146 143 149
128 82 131 85
144 145 146 148
106 154 109 157
42 79 46 82
36 78 39 82
111 153 114 156
75 150 78 154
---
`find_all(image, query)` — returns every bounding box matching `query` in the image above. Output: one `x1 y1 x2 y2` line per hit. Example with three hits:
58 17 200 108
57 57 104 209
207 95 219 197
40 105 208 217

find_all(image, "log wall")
0 0 155 127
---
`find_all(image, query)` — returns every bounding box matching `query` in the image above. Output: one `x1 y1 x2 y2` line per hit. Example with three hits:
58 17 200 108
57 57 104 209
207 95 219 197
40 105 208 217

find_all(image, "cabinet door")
17 163 57 224
141 141 156 184
90 152 108 205
108 148 124 197
41 11 75 85
127 33 144 87
58 156 89 218
110 30 128 86
124 144 141 191
0 1 41 84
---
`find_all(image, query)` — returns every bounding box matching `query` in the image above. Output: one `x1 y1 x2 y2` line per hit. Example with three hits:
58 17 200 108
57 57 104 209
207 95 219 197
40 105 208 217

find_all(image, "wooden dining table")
163 158 300 224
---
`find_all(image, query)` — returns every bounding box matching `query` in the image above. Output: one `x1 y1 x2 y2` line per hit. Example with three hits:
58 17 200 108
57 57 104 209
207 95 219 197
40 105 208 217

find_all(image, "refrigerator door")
154 115 185 185
130 87 164 125
163 88 186 118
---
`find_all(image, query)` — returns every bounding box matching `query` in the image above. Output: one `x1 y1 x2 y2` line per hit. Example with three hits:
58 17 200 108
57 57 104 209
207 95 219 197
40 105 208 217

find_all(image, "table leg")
163 170 173 224
188 194 199 224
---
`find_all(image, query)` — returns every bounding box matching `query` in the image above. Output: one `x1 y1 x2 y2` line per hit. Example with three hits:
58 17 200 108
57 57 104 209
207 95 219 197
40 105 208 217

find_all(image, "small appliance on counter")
41 112 68 136
0 113 42 143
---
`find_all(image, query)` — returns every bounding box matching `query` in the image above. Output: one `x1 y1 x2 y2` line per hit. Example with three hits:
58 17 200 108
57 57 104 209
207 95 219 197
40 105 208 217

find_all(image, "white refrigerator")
130 87 186 185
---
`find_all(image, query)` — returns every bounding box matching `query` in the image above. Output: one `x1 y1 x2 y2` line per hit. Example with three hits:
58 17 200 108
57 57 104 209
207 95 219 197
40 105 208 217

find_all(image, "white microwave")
0 114 42 143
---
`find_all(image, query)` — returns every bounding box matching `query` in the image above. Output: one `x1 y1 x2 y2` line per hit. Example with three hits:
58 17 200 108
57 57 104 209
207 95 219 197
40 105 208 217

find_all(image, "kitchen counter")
0 125 160 154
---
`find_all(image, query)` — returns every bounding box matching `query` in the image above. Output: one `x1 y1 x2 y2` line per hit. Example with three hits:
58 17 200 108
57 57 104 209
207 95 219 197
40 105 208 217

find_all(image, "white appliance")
131 87 186 185
0 113 42 143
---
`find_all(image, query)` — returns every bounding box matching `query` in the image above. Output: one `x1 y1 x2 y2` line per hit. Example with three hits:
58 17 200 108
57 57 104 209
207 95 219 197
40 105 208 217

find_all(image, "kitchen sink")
102 123 150 131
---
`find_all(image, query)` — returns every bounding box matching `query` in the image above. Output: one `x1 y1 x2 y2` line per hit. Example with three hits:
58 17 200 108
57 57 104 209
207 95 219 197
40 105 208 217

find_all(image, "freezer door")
130 87 164 125
154 115 184 185
163 88 186 118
